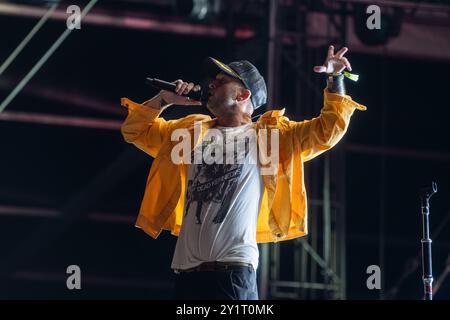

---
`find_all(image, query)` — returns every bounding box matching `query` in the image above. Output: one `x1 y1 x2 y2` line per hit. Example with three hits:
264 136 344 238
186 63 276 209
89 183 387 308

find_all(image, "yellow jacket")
120 90 366 243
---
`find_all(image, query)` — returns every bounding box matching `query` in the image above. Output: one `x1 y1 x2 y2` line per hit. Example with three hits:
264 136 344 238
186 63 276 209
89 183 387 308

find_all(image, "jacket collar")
258 108 286 120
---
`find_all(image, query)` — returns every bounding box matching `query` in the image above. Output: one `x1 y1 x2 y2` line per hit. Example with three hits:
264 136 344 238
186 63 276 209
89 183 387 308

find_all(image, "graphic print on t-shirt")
185 136 250 225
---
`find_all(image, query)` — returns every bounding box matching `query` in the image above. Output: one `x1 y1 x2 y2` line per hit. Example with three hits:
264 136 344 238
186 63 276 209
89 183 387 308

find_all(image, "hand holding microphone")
146 78 204 107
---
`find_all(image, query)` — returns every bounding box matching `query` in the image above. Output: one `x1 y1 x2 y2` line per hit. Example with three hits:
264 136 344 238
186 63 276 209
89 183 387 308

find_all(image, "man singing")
120 46 366 300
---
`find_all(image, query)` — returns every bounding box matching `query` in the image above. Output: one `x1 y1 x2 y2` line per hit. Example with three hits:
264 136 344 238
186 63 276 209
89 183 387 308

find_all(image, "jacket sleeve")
290 89 366 162
120 97 177 158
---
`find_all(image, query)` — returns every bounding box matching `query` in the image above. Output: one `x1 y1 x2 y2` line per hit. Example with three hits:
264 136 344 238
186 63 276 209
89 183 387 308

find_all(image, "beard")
206 95 235 117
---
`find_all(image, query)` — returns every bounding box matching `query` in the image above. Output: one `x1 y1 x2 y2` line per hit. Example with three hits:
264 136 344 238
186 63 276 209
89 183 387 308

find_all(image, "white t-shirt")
171 123 263 271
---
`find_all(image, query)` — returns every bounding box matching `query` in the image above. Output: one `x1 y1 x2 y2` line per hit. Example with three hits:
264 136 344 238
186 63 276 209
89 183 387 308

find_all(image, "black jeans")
174 265 258 300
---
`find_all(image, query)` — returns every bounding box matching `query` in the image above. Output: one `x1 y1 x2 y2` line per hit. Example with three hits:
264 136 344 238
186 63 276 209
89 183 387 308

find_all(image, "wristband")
329 71 359 82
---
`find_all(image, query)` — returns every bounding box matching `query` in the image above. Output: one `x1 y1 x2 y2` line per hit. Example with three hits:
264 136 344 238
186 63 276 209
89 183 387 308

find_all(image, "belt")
174 261 253 273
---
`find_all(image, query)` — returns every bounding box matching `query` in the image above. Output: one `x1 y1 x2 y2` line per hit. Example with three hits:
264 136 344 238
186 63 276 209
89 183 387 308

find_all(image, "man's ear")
237 88 252 102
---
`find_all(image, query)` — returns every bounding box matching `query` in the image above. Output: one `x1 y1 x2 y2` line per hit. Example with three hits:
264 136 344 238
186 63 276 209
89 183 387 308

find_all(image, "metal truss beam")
0 204 135 224
0 111 122 130
0 3 255 39
0 78 125 116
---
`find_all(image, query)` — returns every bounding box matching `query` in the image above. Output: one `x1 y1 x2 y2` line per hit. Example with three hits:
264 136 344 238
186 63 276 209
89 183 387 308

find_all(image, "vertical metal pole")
294 237 303 297
267 0 278 109
310 191 318 299
323 156 331 265
300 237 308 299
337 150 347 299
269 243 280 298
259 243 269 299
337 1 348 300
421 200 433 300
260 0 279 300
420 182 437 300
378 48 388 300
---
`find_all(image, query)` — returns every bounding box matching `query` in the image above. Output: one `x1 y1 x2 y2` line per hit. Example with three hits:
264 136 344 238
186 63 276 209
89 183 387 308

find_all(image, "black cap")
203 57 267 109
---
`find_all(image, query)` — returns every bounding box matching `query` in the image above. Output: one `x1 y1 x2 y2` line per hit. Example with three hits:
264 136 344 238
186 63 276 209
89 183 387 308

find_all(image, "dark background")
0 0 449 299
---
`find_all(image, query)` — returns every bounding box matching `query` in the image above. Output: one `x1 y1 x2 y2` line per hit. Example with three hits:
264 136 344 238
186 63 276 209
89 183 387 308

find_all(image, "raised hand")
313 45 352 74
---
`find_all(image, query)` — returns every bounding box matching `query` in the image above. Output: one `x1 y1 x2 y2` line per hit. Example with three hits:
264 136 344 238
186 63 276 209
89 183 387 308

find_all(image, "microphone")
145 78 205 102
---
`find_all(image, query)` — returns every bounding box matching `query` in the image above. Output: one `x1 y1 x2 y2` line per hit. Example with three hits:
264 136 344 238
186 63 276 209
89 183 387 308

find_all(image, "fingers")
173 80 201 95
313 65 327 73
174 79 184 94
320 45 352 74
178 83 189 95
341 57 352 71
327 45 334 58
335 46 348 58
183 82 195 94
174 80 189 95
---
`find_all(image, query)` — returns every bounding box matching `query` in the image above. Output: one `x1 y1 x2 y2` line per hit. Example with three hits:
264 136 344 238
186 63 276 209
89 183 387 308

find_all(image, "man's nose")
208 82 216 90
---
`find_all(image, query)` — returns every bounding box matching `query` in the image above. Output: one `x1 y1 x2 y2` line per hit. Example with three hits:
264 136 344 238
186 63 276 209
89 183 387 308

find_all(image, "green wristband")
329 71 359 82
344 71 359 81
